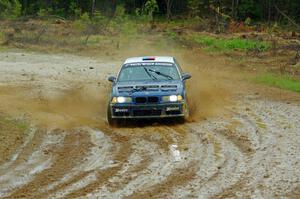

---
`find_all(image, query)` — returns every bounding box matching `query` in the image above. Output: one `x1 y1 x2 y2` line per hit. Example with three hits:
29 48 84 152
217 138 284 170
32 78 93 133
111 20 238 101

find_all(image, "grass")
255 73 300 93
191 35 270 52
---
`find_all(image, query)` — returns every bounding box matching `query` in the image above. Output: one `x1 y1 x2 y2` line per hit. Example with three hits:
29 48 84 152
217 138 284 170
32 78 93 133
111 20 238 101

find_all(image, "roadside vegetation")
0 0 299 92
255 73 300 93
188 34 270 52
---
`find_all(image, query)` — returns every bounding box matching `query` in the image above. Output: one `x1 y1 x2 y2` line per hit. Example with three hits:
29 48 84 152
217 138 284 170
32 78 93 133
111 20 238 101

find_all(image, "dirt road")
0 51 299 199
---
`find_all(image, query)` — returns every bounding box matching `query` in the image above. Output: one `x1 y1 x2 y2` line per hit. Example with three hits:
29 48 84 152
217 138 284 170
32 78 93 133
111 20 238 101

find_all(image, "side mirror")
108 76 116 83
182 73 191 81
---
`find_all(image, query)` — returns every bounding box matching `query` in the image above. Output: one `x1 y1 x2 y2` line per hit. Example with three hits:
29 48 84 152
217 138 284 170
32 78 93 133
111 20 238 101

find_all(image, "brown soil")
0 46 299 199
0 115 28 165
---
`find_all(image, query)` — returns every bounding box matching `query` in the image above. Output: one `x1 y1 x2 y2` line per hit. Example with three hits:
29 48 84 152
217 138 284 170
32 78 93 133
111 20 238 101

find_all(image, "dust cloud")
0 43 233 128
175 49 232 121
187 75 231 121
0 85 109 128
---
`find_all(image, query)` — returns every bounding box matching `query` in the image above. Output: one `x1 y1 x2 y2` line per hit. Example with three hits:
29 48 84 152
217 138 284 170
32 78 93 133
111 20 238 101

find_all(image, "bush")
73 12 91 31
188 0 200 17
110 5 138 36
135 0 158 23
73 12 107 44
144 0 158 21
192 35 270 52
37 8 48 17
0 0 21 19
69 1 81 19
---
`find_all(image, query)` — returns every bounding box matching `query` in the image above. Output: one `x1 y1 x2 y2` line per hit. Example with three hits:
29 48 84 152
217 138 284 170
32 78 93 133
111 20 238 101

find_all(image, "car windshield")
118 63 180 82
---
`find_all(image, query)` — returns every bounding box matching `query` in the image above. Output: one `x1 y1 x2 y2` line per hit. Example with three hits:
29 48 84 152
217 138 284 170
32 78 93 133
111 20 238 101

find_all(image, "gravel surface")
0 51 299 199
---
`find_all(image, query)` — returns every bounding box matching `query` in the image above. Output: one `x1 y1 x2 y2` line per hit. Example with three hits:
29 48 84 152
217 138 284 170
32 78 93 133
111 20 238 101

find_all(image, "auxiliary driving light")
117 97 126 103
111 97 132 104
169 95 178 102
162 95 183 102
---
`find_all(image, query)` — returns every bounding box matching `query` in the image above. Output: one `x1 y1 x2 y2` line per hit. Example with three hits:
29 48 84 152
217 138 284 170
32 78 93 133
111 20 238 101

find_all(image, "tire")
183 102 190 120
176 102 190 124
107 105 119 127
176 116 186 124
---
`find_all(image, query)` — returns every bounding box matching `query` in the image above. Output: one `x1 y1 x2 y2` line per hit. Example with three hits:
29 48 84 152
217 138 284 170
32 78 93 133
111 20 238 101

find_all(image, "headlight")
111 96 132 103
162 95 183 102
169 95 178 102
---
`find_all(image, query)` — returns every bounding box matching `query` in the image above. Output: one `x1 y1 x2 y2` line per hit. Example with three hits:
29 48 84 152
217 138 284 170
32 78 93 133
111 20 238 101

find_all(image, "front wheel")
183 102 190 119
107 105 119 127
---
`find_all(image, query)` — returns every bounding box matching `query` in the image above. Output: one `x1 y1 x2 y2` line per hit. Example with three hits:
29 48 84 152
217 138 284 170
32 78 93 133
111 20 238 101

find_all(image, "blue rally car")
107 56 191 125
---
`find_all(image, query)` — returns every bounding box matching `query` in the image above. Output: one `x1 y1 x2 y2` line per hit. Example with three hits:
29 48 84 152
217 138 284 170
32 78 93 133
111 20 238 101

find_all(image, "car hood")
112 80 184 96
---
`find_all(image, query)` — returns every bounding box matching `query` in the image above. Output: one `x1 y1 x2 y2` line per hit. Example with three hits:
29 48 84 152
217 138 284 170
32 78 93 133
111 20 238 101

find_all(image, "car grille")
161 85 177 92
136 85 159 91
148 97 159 103
133 110 162 117
135 97 159 104
117 86 134 93
118 85 178 93
114 112 130 117
166 110 181 115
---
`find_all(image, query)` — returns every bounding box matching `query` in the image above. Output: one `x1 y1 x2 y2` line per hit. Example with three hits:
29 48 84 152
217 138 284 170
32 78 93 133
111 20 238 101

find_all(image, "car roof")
124 56 175 64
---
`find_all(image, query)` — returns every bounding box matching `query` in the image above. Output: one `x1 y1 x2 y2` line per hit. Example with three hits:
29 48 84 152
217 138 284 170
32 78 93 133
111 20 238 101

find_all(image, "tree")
188 0 199 17
144 0 158 22
164 0 173 20
0 0 22 19
1 0 299 24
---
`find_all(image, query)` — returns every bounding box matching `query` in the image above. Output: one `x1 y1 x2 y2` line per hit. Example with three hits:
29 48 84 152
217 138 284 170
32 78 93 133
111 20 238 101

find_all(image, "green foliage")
115 5 126 18
69 1 81 19
93 11 106 23
73 11 107 44
245 17 252 26
143 0 158 21
0 0 21 19
37 8 47 17
188 0 199 17
167 30 178 39
111 5 137 36
192 35 270 52
80 12 91 22
255 73 300 92
1 0 299 23
112 5 128 25
237 0 262 20
74 12 91 30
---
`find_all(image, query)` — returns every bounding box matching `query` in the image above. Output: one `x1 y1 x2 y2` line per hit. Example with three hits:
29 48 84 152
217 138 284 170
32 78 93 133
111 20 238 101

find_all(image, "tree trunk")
165 0 172 21
91 0 96 16
268 0 272 23
111 0 117 17
231 0 235 19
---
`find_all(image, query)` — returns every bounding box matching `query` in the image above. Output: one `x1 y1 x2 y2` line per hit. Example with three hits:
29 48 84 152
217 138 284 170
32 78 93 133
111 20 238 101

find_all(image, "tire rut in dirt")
4 129 93 199
62 141 132 199
0 99 299 198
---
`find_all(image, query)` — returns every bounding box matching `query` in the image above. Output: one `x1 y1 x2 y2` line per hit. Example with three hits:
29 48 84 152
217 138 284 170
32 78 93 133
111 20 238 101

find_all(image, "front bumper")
110 102 186 119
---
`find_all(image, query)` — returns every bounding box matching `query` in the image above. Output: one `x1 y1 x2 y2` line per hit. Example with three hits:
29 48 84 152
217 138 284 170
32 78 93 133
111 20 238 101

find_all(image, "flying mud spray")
1 43 299 198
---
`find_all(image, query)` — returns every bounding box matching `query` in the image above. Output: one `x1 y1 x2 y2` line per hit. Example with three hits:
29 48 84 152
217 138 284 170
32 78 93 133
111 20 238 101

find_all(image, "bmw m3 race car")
107 56 191 125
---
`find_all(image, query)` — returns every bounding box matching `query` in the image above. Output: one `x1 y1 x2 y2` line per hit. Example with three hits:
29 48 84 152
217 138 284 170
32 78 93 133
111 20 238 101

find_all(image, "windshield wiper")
148 69 173 80
143 67 157 80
